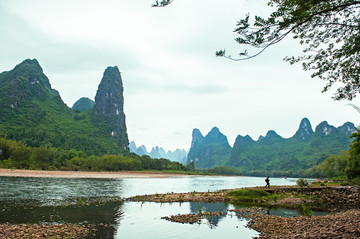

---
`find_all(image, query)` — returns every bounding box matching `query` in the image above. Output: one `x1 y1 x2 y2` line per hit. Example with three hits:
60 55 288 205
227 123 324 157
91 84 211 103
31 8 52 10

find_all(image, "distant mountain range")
187 118 357 176
129 141 187 164
1 59 357 176
0 59 129 155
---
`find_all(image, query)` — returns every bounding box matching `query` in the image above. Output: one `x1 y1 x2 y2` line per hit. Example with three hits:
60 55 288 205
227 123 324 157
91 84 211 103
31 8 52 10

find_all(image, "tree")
153 0 360 100
217 0 360 101
152 0 174 7
346 131 360 179
186 161 195 171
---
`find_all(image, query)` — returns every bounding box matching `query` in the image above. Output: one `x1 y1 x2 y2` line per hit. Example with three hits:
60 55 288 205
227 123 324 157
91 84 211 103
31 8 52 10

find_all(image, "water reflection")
0 200 124 238
0 177 124 205
114 202 258 239
190 202 230 227
0 176 318 239
0 176 301 202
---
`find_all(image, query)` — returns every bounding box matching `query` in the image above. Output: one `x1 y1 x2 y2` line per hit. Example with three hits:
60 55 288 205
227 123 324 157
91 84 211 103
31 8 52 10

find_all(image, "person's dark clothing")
265 177 270 188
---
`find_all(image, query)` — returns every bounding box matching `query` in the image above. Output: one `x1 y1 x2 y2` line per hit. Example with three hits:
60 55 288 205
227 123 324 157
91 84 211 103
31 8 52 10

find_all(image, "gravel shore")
130 186 360 238
0 223 91 239
232 208 360 238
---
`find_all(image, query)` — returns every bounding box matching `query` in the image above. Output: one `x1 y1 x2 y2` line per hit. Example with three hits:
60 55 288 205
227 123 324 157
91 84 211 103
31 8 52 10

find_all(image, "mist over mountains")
129 141 187 164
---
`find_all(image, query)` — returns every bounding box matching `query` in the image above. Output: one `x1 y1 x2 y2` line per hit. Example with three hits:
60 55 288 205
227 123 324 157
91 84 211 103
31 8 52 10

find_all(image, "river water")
0 176 320 238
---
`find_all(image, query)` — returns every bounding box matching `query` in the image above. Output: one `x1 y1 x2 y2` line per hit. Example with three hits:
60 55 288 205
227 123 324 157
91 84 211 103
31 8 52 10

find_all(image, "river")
0 176 318 238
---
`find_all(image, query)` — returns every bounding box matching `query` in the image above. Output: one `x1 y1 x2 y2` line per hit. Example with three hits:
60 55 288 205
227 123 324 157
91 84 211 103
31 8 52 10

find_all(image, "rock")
93 66 129 151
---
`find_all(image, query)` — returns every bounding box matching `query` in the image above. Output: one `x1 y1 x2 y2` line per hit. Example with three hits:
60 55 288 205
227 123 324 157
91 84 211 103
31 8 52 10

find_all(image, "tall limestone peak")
233 134 254 146
293 117 314 141
129 141 149 156
13 58 44 74
129 141 137 152
230 134 255 165
315 121 337 136
204 127 230 146
259 130 284 144
191 128 204 147
93 66 129 151
338 122 358 136
264 130 282 138
150 146 167 159
12 59 52 92
187 127 231 168
0 58 65 111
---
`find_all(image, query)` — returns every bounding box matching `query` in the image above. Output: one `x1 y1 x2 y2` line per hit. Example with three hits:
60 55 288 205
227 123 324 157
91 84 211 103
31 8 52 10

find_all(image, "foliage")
225 189 279 205
203 166 242 176
188 142 231 168
151 0 360 100
301 204 313 217
186 161 195 171
216 0 360 100
347 103 360 114
0 59 128 156
0 137 187 172
187 128 232 168
152 0 174 7
305 129 360 184
308 150 350 178
231 128 351 177
346 130 360 179
228 189 271 198
72 97 94 113
185 121 352 177
296 178 309 187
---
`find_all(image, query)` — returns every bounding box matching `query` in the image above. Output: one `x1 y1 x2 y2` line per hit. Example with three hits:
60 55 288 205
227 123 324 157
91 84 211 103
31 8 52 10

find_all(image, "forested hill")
187 118 357 176
72 97 94 113
0 59 129 155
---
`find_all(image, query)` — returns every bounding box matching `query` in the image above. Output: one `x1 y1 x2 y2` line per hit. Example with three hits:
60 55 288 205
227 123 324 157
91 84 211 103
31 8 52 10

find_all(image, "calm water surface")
0 176 313 238
0 176 300 202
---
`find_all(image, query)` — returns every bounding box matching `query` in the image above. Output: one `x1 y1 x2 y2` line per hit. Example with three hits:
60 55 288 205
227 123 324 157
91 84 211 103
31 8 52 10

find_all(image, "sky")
1 0 359 151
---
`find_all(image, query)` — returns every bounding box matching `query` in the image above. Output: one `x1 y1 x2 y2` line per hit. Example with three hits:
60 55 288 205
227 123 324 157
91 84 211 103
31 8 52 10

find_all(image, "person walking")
265 176 270 188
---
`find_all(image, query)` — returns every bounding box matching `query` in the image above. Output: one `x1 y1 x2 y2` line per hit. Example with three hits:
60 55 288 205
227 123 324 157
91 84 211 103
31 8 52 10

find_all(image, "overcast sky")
1 0 359 151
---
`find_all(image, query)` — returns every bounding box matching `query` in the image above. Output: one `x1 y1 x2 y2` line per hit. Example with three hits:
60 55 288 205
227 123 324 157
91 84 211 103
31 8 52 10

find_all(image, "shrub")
301 204 313 217
296 178 309 187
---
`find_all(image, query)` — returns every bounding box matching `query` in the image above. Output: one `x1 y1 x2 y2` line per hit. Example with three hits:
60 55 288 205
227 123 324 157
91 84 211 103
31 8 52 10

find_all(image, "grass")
225 189 283 206
310 180 342 187
179 194 184 202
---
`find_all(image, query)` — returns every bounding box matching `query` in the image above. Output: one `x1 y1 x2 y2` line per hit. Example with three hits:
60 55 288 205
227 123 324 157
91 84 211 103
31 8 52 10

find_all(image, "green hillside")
187 118 357 177
72 97 94 113
187 127 231 168
0 59 128 156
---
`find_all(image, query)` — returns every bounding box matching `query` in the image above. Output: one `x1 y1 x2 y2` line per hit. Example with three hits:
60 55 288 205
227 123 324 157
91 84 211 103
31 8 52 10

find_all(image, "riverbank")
0 168 193 178
0 223 91 239
1 172 359 238
128 186 360 211
128 186 360 238
233 208 360 238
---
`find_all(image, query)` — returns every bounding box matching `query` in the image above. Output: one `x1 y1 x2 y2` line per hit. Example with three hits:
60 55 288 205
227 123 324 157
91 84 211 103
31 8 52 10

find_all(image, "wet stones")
0 223 92 239
161 211 223 224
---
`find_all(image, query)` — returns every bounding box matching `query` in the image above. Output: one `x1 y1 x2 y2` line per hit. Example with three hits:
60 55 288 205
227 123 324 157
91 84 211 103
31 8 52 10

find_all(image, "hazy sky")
1 0 359 151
